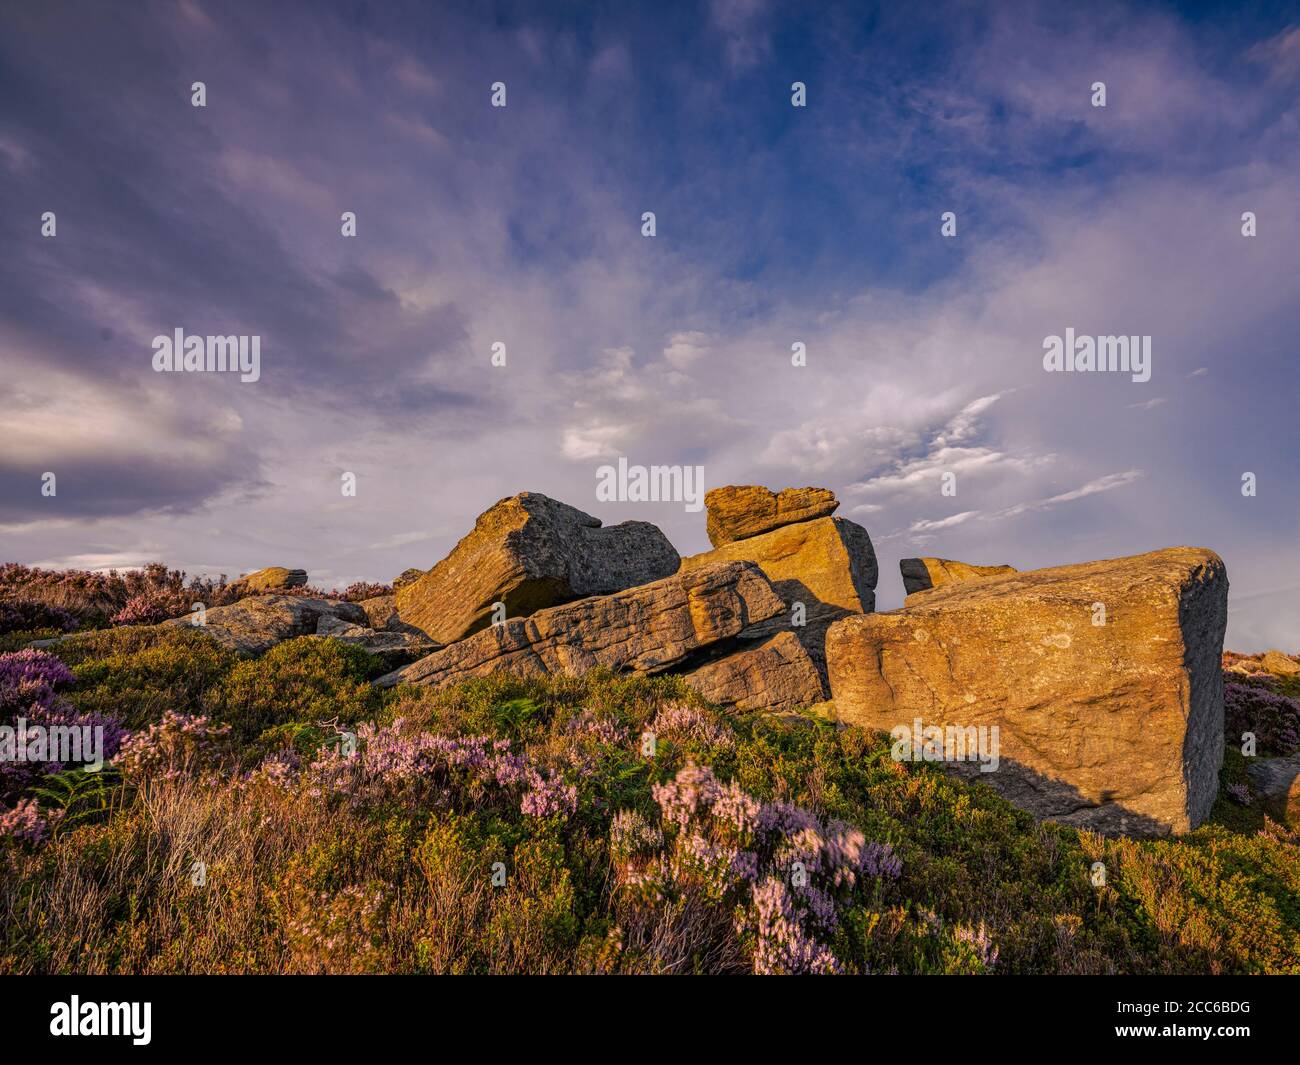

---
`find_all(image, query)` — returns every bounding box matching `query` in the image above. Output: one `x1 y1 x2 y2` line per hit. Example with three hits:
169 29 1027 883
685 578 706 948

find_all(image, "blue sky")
1 0 1298 649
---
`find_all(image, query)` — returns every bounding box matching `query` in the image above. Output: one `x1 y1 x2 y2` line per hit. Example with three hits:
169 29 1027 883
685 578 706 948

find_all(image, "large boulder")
826 547 1228 837
377 560 784 689
395 493 680 643
228 566 308 596
679 516 877 618
899 557 1017 598
705 485 838 547
161 594 367 655
679 631 825 714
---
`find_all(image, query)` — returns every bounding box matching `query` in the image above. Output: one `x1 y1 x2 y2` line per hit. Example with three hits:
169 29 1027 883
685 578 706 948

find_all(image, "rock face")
1246 755 1300 826
826 548 1228 837
395 493 680 643
680 631 825 714
162 594 367 655
357 595 405 632
228 566 308 596
680 516 877 618
377 560 784 689
900 557 1017 598
705 485 838 547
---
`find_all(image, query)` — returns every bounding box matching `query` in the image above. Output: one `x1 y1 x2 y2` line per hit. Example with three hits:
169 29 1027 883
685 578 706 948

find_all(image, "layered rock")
377 560 784 689
395 493 680 643
679 516 877 618
704 485 838 547
680 631 825 714
161 594 367 655
826 548 1228 836
228 566 308 596
899 557 1017 598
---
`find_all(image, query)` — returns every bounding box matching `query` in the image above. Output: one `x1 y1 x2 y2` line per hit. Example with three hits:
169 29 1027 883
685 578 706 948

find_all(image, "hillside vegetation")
2 621 1298 975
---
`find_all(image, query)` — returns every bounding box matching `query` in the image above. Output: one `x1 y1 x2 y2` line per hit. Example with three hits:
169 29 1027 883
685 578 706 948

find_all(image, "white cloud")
662 331 711 370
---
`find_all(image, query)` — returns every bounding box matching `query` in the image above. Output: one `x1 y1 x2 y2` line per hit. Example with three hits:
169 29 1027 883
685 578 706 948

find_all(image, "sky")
1 0 1298 650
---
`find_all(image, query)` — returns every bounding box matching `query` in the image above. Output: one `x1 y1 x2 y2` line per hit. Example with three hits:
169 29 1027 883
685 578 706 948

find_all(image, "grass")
0 628 1297 974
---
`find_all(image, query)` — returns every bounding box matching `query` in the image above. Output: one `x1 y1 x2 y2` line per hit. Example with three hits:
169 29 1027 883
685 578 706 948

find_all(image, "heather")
0 563 382 646
1 641 1298 974
342 581 392 602
1224 680 1300 756
0 649 126 803
0 562 231 635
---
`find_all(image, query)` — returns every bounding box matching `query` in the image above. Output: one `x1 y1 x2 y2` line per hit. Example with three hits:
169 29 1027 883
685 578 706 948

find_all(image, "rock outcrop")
679 631 825 714
704 485 839 547
680 515 877 617
899 557 1017 598
377 560 784 689
826 547 1228 836
395 493 680 643
227 566 308 596
162 594 367 655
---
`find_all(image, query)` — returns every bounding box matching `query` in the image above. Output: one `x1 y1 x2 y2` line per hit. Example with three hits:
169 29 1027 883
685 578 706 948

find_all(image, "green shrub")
60 627 237 730
213 637 382 743
0 629 61 654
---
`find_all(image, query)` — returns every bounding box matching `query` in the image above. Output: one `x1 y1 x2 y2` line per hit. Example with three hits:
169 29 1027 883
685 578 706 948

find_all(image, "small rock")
1260 649 1300 676
228 566 308 596
314 613 438 654
392 568 424 591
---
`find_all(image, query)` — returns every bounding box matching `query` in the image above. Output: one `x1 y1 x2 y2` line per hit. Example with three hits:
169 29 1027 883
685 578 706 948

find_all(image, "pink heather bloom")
1 649 125 799
112 710 231 780
954 921 1000 970
301 720 577 818
0 797 62 844
620 763 900 974
649 703 735 751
